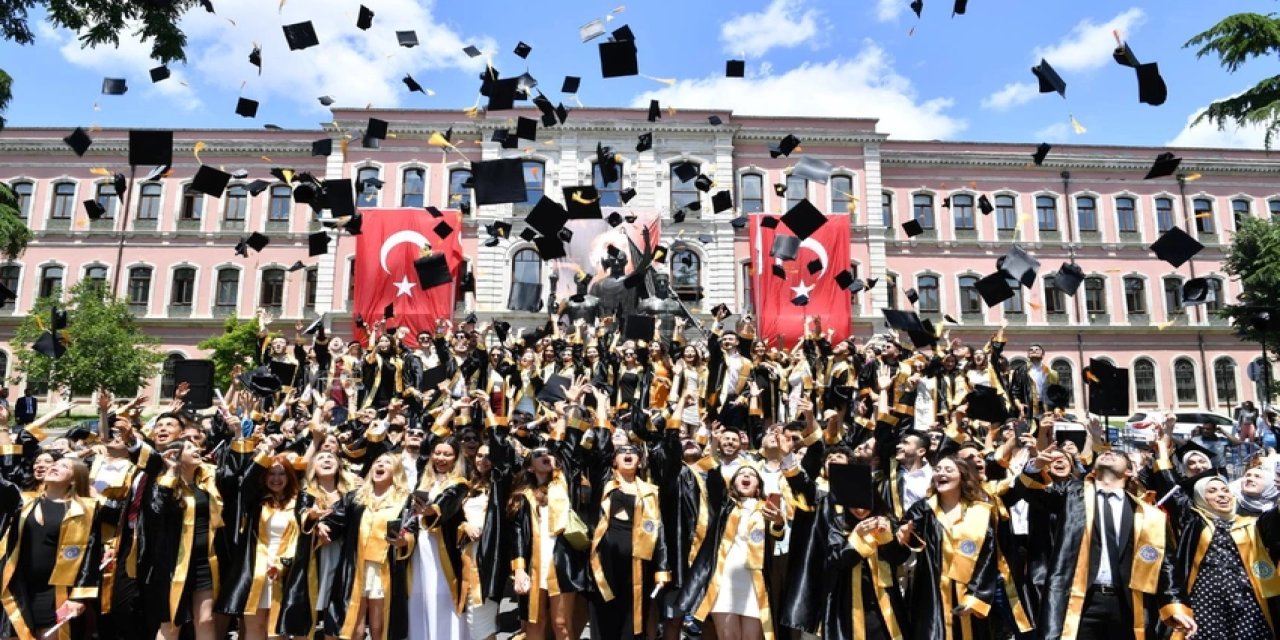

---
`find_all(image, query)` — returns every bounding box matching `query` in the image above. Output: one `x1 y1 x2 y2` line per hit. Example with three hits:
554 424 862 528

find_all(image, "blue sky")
0 0 1268 148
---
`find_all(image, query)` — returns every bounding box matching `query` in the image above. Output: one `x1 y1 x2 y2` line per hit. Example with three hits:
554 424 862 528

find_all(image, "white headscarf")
1230 455 1280 514
1192 476 1235 522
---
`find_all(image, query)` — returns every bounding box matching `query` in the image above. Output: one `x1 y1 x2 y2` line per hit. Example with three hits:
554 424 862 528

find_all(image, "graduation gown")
509 467 590 624
588 478 671 637
777 430 831 633
461 425 516 607
321 492 416 640
823 501 909 640
643 417 709 611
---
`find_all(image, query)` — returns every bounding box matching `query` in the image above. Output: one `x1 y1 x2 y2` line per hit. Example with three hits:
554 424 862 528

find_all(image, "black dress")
591 492 636 639
188 488 214 592
17 499 65 629
1187 521 1272 640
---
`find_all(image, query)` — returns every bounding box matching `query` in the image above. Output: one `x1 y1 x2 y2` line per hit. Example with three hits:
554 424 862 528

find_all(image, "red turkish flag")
354 209 463 347
750 213 852 345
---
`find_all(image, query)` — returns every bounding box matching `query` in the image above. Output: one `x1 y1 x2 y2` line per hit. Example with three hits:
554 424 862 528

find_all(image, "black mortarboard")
978 194 993 214
975 272 1015 306
771 263 786 278
1032 59 1066 97
83 199 106 221
413 253 452 290
901 218 924 237
248 45 262 72
708 115 723 126
519 227 537 242
760 216 779 229
780 199 827 239
999 245 1040 288
624 315 656 341
514 41 532 58
150 65 170 82
64 128 92 156
599 40 639 78
433 219 454 240
1182 277 1210 305
471 158 527 205
694 174 714 192
102 78 128 95
365 118 388 140
234 238 249 257
32 331 66 359
564 186 603 219
357 4 374 29
536 374 572 405
239 366 282 397
321 178 356 217
1144 152 1181 180
282 21 319 50
770 234 800 261
620 187 637 204
288 261 305 272
112 173 126 201
1175 440 1218 469
942 197 951 208
673 162 699 184
636 132 653 153
774 182 788 197
770 134 801 159
318 95 335 106
726 59 745 78
487 78 521 111
1045 383 1071 410
129 130 173 167
397 30 419 48
910 0 923 17
672 208 687 224
245 231 269 253
828 463 875 510
612 24 635 41
311 138 332 156
516 116 538 141
1150 226 1203 267
533 235 567 260
246 179 270 196
1032 142 1052 166
791 155 833 184
562 76 581 93
712 190 733 213
1056 262 1085 296
953 0 968 14
1114 42 1140 68
190 165 231 198
525 196 568 236
834 270 855 290
647 99 661 122
492 321 511 343
303 314 325 336
556 227 573 243
605 212 624 227
904 288 919 305
308 231 330 257
403 74 425 94
806 258 824 275
456 44 479 58
965 385 1009 424
1136 62 1167 106
235 97 259 118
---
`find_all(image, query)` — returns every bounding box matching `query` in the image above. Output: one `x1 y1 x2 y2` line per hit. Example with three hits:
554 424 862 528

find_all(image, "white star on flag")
393 276 415 297
790 280 815 299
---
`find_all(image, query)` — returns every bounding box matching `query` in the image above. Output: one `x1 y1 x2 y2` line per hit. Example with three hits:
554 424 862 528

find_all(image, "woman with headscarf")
1231 460 1280 517
1165 472 1280 640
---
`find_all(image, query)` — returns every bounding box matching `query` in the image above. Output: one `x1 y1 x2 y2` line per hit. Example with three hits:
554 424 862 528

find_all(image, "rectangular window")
448 169 472 211
137 185 161 220
1156 198 1175 232
593 164 622 207
216 270 239 307
785 175 808 211
12 183 33 220
171 269 195 306
50 183 76 219
305 269 318 310
1003 277 1023 315
1164 279 1183 316
912 194 934 229
1044 277 1066 315
741 174 764 213
1116 197 1137 233
952 195 975 230
1194 198 1215 234
1076 196 1096 232
268 187 292 221
127 270 151 306
1036 196 1058 231
180 193 203 220
741 262 754 313
830 175 853 214
1084 278 1106 314
995 195 1016 231
0 266 19 309
1125 278 1146 315
882 192 894 228
522 161 545 206
401 168 425 208
1233 199 1250 229
224 187 248 221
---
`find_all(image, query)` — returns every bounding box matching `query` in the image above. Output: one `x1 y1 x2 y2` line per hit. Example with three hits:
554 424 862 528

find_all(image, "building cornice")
882 150 1280 175
0 139 316 157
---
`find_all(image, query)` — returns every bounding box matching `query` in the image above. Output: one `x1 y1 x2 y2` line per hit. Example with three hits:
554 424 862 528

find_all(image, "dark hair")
931 455 990 504
825 445 855 462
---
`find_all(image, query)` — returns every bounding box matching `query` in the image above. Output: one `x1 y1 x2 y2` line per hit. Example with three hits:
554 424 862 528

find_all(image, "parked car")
1123 411 1235 443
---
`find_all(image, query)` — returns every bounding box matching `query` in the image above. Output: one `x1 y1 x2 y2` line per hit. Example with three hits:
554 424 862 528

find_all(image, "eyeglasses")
531 449 552 459
616 445 641 456
460 435 479 443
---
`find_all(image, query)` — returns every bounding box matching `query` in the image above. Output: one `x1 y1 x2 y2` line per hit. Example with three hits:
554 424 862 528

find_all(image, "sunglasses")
531 449 552 459
459 435 479 443
616 445 641 456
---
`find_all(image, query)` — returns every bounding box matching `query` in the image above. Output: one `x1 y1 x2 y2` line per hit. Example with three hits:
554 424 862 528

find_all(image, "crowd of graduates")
1 306 1278 640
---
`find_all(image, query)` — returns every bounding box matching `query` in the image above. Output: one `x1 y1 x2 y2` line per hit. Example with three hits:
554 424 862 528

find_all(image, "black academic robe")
321 492 415 640
472 427 516 603
777 435 830 633
642 418 707 605
823 501 909 640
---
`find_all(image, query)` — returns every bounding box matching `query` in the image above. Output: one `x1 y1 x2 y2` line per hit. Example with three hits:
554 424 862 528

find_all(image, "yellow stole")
589 479 664 635
0 496 98 640
693 501 776 640
244 497 300 632
931 498 994 640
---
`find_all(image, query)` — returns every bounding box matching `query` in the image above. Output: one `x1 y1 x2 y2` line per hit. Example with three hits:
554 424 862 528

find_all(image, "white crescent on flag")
379 229 431 274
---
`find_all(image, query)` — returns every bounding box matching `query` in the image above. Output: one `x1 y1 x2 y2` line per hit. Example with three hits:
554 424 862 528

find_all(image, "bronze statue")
638 271 685 343
557 270 603 325
591 227 654 320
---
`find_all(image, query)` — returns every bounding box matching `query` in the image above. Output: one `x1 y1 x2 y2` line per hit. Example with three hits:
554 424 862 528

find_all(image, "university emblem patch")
1138 545 1159 563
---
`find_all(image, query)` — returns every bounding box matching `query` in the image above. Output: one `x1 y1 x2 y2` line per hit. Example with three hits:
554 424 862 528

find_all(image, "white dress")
408 477 467 640
461 492 498 639
256 510 293 610
710 501 762 619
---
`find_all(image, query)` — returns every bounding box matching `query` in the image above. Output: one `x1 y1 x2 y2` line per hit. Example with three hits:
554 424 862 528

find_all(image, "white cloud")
1167 102 1268 149
874 0 904 22
1032 8 1145 73
40 21 203 111
1034 122 1070 142
981 82 1037 111
633 42 965 140
720 0 822 58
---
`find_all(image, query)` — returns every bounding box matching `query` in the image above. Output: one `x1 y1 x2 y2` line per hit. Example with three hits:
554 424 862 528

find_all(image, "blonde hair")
418 438 467 493
355 452 410 509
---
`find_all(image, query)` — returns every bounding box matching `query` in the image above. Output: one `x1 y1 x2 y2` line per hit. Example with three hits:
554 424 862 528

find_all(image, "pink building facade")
0 108 1274 415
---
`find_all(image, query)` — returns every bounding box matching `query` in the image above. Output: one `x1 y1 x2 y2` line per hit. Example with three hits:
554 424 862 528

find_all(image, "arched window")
1205 277 1224 312
50 182 76 219
1270 199 1280 220
830 175 853 214
1084 276 1106 314
95 183 118 219
1124 277 1146 315
1044 276 1066 315
448 168 472 212
507 248 542 311
912 194 935 229
958 275 980 314
304 268 318 312
0 265 19 309
171 267 196 307
223 185 248 221
1232 198 1251 229
1003 275 1024 315
1075 195 1097 232
1163 277 1183 316
356 167 380 207
885 274 900 310
1115 196 1137 233
917 275 939 313
1214 357 1238 405
1174 358 1198 404
670 162 699 211
995 194 1016 231
268 185 292 221
522 161 545 206
160 353 185 399
260 268 286 310
1193 198 1215 234
1036 195 1058 231
592 163 622 207
401 168 425 208
215 267 239 312
882 191 894 228
740 173 764 213
785 175 808 211
672 248 701 297
180 191 203 221
127 266 152 309
10 181 33 219
38 266 63 299
1134 358 1158 404
1155 197 1175 232
952 194 975 230
137 183 162 220
83 265 108 290
1051 359 1074 406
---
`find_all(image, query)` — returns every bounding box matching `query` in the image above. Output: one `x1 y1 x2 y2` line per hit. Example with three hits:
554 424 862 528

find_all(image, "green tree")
13 281 165 396
1185 11 1280 148
198 314 262 391
1220 216 1280 373
0 181 31 259
0 68 11 130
